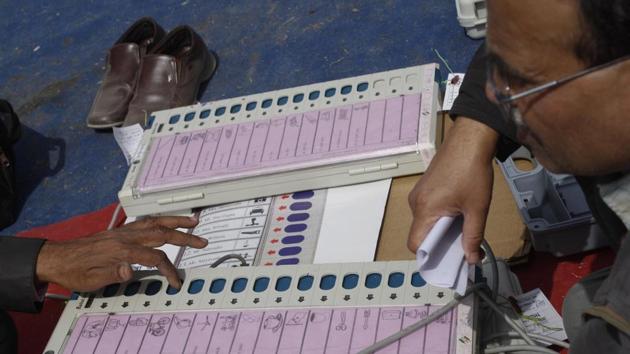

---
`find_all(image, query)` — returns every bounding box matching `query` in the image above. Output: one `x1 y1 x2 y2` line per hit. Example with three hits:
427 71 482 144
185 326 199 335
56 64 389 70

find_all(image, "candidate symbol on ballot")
263 313 284 332
405 308 428 319
242 313 261 323
335 311 348 331
219 314 237 331
199 315 214 331
287 311 307 326
128 317 149 327
363 310 371 329
173 315 192 329
81 320 105 338
309 312 328 324
104 318 125 331
382 309 401 320
148 317 171 336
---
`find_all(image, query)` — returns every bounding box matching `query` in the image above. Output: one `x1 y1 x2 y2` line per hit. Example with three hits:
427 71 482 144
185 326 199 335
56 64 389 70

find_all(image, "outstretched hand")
35 216 207 292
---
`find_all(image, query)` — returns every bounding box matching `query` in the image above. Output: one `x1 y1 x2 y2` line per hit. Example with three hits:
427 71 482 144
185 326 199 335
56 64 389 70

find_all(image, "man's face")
485 0 630 175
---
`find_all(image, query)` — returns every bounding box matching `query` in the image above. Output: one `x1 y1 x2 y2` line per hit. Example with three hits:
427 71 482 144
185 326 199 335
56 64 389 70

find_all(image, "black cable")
481 239 499 301
210 254 248 267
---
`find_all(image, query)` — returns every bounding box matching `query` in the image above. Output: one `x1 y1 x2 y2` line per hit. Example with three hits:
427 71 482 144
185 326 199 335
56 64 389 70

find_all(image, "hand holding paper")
416 215 474 295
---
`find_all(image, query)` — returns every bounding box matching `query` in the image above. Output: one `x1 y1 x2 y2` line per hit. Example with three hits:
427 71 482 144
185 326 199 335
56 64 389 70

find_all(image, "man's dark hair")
576 0 630 65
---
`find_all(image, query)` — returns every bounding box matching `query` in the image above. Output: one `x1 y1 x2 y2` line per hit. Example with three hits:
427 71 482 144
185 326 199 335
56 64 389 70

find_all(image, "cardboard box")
377 116 529 262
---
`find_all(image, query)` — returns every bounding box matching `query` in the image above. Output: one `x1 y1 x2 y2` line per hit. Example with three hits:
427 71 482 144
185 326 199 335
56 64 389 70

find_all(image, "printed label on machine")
61 306 456 354
137 94 421 192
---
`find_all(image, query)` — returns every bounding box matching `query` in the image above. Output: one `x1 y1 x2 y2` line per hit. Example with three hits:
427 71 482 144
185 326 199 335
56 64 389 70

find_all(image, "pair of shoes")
86 17 217 129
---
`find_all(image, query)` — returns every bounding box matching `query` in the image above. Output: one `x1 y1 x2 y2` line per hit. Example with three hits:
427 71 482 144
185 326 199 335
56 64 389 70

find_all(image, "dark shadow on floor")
12 125 65 218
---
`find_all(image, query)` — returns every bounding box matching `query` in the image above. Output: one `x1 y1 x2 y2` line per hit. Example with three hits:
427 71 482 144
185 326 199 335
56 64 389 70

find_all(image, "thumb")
461 209 487 264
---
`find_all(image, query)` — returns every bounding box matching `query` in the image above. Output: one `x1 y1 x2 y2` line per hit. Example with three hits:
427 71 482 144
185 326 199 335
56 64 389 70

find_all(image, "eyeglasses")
486 54 630 125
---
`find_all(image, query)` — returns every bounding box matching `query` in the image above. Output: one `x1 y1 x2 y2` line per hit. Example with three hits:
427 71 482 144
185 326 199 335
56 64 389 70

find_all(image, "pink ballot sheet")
136 94 421 193
63 305 456 354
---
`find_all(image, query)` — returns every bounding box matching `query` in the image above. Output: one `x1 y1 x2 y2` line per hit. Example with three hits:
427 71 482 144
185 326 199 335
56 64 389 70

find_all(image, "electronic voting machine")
44 261 477 353
118 64 441 216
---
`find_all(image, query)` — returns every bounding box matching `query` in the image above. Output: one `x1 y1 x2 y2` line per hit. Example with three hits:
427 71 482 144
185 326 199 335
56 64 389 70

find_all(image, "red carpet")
9 203 125 354
7 205 616 354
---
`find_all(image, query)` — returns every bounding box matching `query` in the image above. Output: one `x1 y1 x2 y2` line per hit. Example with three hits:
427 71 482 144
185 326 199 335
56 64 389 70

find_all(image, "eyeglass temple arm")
503 54 630 103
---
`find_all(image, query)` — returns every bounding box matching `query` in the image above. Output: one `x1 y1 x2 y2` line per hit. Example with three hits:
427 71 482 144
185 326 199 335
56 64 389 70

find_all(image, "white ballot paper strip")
313 179 392 264
516 288 568 342
112 124 144 165
416 215 473 295
442 73 465 111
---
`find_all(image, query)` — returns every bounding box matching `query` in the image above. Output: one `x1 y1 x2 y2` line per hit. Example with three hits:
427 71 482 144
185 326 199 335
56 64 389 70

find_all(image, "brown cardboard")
376 116 529 262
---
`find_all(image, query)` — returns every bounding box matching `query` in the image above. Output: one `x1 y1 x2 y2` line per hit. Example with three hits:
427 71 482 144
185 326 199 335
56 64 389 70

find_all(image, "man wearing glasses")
408 0 630 352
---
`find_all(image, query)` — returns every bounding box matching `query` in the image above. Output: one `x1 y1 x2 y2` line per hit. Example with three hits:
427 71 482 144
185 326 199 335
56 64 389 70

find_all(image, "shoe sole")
86 121 124 129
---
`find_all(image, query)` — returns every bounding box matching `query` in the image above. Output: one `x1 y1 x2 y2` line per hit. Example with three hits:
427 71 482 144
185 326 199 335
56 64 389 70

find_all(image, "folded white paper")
113 124 144 165
416 215 473 295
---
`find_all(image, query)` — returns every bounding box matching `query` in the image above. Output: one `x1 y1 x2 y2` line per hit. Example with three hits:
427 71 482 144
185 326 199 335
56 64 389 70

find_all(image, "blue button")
200 109 211 118
285 224 307 233
184 112 195 121
298 275 314 290
253 277 270 292
277 96 288 106
287 213 309 222
246 102 257 111
365 273 382 289
276 258 299 265
342 274 359 289
292 191 314 199
166 285 180 295
187 279 204 294
279 246 302 256
124 281 141 296
411 272 426 287
387 272 405 288
209 278 226 294
103 283 120 297
282 235 305 244
290 202 312 211
169 114 180 124
293 93 304 103
146 115 155 128
319 275 336 290
275 276 292 291
145 280 162 296
231 277 248 293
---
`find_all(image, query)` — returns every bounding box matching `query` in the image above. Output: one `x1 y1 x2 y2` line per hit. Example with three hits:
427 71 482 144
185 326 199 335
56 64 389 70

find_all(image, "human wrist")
448 117 500 163
35 242 57 284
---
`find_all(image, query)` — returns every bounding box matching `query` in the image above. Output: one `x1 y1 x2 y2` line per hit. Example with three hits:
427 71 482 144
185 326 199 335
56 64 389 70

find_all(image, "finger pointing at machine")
35 216 207 292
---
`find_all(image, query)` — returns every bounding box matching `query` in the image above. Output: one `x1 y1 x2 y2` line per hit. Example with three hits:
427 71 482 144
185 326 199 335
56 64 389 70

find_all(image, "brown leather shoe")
122 26 217 127
86 18 165 129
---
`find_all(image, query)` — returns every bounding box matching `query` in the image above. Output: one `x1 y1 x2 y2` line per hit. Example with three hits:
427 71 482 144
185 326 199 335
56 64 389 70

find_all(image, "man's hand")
35 216 207 291
407 117 498 263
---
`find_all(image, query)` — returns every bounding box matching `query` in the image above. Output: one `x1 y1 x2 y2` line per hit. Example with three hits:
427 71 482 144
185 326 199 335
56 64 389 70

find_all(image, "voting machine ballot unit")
45 261 477 353
119 64 441 216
